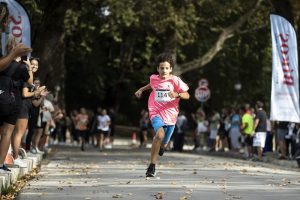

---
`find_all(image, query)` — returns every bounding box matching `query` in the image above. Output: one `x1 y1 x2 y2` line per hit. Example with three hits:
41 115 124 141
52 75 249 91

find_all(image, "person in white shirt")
96 109 111 151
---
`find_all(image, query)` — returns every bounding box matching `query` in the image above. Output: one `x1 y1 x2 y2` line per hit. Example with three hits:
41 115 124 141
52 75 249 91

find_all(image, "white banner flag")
270 14 300 123
0 0 31 55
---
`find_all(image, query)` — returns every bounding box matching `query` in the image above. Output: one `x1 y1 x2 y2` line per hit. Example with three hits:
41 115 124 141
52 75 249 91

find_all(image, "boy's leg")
150 127 165 164
147 117 175 177
159 126 175 155
146 127 164 177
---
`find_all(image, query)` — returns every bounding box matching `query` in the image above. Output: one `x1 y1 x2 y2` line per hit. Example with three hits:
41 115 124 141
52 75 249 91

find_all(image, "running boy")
135 53 190 177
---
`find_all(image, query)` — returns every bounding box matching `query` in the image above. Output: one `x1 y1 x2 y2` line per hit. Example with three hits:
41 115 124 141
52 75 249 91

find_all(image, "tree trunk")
30 0 70 105
174 0 263 76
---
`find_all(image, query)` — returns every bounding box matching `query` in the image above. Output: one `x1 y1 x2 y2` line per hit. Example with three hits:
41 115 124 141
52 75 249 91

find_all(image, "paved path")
17 144 300 200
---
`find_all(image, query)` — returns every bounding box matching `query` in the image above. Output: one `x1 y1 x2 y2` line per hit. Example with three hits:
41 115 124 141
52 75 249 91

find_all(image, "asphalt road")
17 144 300 200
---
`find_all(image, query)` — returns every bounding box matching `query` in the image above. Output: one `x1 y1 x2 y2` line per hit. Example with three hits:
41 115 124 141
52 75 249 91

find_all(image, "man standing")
253 101 267 162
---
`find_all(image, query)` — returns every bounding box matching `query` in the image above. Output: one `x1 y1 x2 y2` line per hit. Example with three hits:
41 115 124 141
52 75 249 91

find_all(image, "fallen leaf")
232 195 242 199
112 194 123 198
153 192 164 199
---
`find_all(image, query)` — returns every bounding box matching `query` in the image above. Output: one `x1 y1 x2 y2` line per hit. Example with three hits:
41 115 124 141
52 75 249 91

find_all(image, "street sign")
195 86 211 102
198 78 209 87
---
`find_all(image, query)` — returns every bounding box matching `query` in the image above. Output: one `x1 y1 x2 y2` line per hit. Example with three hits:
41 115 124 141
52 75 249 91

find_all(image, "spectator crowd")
1 36 299 175
0 5 116 173
1 3 299 176
138 101 300 163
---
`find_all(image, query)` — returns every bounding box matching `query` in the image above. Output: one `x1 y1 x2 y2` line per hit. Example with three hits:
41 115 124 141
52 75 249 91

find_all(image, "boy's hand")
135 90 143 98
169 91 179 98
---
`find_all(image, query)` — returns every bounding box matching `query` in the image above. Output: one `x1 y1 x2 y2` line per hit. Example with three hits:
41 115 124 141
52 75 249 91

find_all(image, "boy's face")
157 61 172 79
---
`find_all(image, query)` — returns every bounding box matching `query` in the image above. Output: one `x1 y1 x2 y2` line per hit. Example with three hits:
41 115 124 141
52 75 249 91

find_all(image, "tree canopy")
22 0 300 124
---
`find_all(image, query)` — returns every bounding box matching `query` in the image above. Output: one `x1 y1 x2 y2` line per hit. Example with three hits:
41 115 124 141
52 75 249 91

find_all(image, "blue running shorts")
151 116 175 144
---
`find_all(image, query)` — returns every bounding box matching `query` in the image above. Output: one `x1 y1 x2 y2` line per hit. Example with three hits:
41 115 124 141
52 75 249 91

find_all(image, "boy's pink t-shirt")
148 74 189 125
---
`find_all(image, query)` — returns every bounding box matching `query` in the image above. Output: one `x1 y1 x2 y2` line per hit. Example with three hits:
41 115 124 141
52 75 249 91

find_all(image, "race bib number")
155 89 172 102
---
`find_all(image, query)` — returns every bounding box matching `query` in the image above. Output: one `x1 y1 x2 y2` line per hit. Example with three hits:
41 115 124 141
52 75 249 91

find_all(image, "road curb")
0 153 43 195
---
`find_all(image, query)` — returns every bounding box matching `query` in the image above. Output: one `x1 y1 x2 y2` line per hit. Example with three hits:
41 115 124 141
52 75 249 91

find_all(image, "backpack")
0 63 18 116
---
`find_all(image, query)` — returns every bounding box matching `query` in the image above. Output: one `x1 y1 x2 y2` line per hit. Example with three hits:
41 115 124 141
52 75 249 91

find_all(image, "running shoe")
35 147 44 154
158 147 165 156
146 164 156 177
30 148 37 154
0 164 11 173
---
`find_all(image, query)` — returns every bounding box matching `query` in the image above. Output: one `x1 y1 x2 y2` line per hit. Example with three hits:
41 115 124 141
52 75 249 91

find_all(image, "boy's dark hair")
157 52 174 68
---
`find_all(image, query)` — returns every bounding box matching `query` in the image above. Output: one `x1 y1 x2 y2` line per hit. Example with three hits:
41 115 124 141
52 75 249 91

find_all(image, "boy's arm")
135 84 151 98
178 91 190 100
170 91 190 100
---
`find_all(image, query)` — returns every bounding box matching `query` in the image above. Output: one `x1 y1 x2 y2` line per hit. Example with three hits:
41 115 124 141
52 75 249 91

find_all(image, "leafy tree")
21 0 300 124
